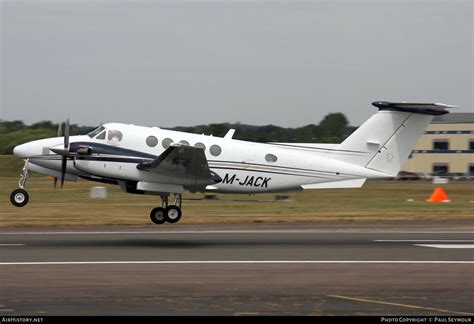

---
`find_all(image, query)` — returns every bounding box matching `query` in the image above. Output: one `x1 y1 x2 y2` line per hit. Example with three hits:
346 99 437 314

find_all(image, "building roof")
432 113 474 124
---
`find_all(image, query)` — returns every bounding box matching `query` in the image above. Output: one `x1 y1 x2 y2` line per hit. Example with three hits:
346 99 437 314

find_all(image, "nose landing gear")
150 194 182 224
10 159 30 207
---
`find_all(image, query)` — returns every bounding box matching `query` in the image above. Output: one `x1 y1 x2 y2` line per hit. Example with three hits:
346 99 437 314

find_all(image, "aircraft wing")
136 143 216 189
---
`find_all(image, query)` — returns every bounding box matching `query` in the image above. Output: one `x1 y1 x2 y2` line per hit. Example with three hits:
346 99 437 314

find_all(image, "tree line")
0 113 356 155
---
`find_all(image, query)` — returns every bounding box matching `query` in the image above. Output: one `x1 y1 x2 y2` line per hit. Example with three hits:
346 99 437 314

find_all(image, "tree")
317 113 349 142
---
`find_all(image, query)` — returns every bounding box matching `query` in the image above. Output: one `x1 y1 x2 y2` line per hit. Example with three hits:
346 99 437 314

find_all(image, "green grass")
0 155 473 227
0 155 27 179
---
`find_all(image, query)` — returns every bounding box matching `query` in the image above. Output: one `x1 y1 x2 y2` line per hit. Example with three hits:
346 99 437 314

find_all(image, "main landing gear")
10 159 30 207
150 194 182 224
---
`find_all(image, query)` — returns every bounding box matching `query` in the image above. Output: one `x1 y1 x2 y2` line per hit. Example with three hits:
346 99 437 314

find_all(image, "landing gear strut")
10 159 30 207
149 194 182 224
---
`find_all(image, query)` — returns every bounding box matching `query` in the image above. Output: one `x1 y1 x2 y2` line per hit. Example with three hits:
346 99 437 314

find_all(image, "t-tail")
336 101 458 177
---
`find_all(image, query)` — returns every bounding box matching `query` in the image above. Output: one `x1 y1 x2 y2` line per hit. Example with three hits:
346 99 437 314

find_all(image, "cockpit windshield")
87 126 105 138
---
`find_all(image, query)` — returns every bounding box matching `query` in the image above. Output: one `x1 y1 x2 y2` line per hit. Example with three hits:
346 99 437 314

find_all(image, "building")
401 113 474 176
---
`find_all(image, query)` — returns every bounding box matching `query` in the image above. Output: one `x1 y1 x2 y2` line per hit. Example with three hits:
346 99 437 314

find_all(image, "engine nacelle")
77 147 93 155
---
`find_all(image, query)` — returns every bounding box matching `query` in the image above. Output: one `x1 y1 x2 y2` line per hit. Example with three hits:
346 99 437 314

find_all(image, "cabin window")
96 131 106 140
210 145 222 156
194 142 206 151
162 138 173 149
265 153 278 163
469 139 474 150
146 136 158 147
108 130 123 142
179 140 190 146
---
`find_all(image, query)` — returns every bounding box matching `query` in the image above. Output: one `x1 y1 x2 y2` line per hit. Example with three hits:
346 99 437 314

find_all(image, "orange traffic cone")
427 187 450 203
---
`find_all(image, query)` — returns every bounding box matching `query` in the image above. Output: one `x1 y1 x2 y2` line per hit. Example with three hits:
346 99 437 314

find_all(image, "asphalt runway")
0 221 473 316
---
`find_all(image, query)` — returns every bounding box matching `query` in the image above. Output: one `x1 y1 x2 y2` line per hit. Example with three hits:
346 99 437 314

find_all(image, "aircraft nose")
13 137 70 159
13 143 29 159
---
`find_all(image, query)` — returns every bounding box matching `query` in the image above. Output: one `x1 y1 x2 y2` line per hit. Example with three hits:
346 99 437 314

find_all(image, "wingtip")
434 103 459 109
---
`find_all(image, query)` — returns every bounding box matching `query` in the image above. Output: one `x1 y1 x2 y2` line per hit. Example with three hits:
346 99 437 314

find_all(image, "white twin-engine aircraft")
10 101 455 224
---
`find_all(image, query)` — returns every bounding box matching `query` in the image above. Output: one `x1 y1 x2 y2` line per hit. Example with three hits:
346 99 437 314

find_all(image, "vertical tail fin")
337 101 456 176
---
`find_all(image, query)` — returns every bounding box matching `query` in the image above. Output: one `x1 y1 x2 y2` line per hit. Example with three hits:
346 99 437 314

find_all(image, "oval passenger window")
265 153 278 163
194 142 206 151
146 136 158 147
210 145 222 156
162 138 173 149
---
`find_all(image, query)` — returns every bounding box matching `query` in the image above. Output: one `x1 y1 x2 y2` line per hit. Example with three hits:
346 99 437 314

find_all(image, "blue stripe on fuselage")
69 142 157 159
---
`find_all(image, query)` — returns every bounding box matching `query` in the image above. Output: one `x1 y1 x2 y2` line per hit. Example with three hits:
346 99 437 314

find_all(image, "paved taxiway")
0 222 473 316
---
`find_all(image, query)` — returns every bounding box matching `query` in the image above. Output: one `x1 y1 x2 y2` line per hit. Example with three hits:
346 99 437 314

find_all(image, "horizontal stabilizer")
301 178 366 190
372 101 458 116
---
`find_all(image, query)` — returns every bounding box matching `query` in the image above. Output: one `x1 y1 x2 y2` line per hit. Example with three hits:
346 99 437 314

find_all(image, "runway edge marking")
414 244 474 249
375 240 474 242
0 230 473 235
328 295 474 316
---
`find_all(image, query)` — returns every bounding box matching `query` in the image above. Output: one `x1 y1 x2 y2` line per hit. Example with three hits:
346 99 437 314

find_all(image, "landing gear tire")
164 205 182 224
150 207 166 224
10 189 29 207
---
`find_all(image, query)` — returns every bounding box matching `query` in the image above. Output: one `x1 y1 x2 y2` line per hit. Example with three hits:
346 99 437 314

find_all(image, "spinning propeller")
50 119 70 188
